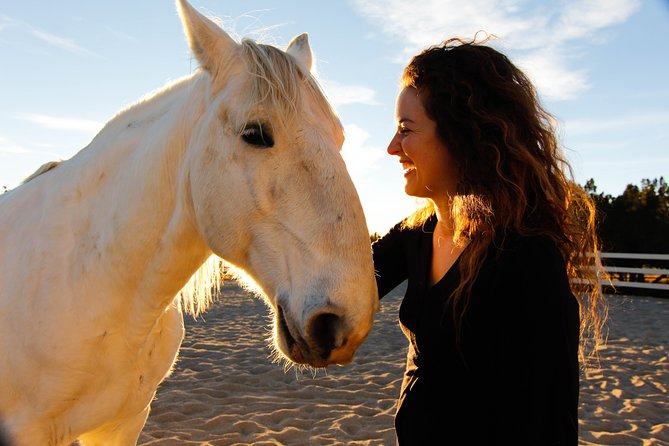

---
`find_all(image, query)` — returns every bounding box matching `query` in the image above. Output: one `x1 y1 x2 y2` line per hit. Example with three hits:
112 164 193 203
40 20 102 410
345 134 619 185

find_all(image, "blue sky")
1 0 667 234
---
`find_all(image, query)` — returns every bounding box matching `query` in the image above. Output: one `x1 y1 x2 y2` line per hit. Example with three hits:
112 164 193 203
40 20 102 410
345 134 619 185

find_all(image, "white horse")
0 1 379 444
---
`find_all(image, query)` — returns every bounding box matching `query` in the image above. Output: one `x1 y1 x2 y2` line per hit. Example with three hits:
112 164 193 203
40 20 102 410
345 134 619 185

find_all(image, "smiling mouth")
400 159 415 176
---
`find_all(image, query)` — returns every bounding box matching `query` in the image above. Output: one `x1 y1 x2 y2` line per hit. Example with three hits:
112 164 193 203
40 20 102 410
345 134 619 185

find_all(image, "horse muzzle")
275 302 369 367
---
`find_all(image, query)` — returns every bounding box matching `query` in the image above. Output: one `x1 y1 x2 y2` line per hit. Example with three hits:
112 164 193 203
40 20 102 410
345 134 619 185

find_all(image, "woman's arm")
372 223 410 299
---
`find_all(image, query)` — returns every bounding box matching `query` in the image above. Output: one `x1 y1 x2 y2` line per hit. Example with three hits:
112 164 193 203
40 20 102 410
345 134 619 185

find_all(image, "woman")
373 38 607 445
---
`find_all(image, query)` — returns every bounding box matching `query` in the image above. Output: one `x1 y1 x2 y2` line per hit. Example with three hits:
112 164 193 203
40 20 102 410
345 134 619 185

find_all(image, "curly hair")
400 37 607 365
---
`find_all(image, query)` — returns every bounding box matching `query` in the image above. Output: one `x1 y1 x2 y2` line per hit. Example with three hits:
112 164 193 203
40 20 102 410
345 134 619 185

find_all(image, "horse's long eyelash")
241 122 274 148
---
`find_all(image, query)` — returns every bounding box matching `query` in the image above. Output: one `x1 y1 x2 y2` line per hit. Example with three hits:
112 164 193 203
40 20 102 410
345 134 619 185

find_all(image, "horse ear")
176 0 237 75
286 33 313 72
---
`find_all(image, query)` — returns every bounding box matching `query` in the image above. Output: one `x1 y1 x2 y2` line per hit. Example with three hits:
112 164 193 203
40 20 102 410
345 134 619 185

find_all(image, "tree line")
585 177 668 254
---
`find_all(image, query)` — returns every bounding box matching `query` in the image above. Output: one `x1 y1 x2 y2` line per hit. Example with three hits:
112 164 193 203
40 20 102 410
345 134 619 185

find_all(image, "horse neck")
77 74 213 322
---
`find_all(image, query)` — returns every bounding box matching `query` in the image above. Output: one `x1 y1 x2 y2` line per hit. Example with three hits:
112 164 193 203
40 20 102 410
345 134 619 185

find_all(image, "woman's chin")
403 183 423 199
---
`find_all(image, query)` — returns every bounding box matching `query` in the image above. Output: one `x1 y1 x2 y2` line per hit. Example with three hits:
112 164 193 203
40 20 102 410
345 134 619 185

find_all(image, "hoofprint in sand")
138 282 668 445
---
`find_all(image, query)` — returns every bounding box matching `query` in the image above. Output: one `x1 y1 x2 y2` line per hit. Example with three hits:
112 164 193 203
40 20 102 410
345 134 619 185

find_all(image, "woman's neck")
433 200 454 236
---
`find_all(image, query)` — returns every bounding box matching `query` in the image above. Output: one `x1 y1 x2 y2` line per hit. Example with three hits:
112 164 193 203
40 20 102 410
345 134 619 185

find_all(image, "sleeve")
371 223 410 299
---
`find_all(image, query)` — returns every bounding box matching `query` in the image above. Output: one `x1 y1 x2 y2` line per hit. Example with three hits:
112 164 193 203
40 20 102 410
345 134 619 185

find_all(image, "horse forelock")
238 39 340 133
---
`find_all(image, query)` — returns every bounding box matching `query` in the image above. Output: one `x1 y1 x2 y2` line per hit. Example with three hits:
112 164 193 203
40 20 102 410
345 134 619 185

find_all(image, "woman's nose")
387 133 401 155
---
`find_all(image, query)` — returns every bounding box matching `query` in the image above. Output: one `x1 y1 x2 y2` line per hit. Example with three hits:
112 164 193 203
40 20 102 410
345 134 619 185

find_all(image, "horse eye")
241 124 274 148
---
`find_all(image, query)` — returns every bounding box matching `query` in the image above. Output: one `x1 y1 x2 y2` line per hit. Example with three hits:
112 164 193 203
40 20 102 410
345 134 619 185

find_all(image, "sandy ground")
579 295 668 446
137 282 668 446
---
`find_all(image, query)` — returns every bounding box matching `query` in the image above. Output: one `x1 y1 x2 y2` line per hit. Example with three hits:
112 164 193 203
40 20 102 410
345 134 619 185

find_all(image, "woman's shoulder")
485 232 574 311
376 215 436 244
488 232 567 280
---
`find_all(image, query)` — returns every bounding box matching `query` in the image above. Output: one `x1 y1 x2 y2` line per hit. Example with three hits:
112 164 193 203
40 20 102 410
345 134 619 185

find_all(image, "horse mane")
177 37 341 317
176 254 225 317
177 255 269 317
21 160 63 184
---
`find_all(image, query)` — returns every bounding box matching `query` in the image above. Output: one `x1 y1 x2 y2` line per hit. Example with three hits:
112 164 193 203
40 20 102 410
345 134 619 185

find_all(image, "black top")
373 217 580 445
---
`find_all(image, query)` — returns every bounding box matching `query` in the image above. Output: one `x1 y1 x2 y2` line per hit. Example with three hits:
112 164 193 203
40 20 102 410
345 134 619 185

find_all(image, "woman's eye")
241 124 274 148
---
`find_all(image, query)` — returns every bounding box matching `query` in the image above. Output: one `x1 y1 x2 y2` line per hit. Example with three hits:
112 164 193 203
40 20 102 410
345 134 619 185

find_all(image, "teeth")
403 166 415 174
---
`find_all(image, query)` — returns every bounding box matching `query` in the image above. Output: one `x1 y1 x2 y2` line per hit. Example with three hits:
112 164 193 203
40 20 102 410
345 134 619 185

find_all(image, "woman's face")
388 86 457 201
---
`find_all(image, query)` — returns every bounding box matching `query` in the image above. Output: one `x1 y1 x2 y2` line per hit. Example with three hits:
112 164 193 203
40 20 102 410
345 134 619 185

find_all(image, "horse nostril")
309 313 340 354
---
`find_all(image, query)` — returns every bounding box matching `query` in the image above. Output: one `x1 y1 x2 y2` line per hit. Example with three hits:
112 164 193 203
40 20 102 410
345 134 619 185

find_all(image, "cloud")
554 0 641 42
0 136 30 154
514 47 588 100
29 29 95 55
341 123 386 175
351 0 641 101
0 14 97 56
321 80 378 106
0 135 66 159
581 156 669 167
0 15 18 31
15 113 103 133
564 111 669 136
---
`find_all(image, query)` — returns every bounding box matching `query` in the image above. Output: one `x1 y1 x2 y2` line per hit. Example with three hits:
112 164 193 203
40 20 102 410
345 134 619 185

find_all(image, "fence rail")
599 252 669 261
598 252 669 294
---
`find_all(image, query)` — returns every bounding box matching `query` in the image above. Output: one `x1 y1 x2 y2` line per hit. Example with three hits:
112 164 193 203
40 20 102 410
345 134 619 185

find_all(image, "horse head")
177 0 379 368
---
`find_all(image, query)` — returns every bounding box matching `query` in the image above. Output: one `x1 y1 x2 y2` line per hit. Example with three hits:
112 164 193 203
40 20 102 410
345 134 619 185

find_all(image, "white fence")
599 252 669 293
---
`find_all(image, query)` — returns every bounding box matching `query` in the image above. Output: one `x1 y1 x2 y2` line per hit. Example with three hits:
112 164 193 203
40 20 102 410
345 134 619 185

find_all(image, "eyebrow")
398 118 415 125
